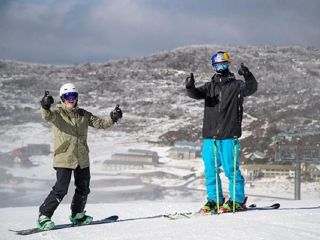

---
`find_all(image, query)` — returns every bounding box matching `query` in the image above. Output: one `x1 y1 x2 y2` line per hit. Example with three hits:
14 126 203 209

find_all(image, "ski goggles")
62 92 78 101
212 61 229 72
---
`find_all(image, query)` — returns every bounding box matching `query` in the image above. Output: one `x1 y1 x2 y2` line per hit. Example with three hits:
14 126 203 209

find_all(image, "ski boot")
37 214 55 231
69 211 93 225
220 197 247 213
199 200 218 215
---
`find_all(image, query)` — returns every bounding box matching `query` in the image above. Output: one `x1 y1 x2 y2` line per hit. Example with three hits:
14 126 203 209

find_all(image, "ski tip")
100 215 119 222
110 215 119 221
8 229 25 234
9 229 40 235
271 203 281 209
247 203 280 210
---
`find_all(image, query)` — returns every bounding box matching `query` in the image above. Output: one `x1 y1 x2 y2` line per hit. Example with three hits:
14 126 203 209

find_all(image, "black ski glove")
185 73 195 89
110 104 123 123
40 91 54 110
238 63 251 77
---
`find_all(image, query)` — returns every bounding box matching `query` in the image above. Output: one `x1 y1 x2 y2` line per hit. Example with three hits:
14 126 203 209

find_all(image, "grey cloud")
0 0 319 64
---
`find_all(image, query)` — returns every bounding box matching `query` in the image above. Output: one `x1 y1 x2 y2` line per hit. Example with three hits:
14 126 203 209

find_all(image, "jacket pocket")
79 141 89 155
54 141 70 156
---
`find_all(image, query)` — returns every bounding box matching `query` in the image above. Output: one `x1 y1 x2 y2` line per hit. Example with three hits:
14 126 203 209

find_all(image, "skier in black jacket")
185 51 257 213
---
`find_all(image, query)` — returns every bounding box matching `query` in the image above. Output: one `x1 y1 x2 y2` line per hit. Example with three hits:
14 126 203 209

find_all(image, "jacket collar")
56 102 79 113
211 71 235 84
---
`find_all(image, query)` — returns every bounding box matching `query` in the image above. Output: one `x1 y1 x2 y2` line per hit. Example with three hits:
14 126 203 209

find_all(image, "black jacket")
186 71 257 139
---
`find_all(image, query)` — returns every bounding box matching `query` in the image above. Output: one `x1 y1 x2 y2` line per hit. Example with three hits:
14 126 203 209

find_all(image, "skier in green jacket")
37 83 122 231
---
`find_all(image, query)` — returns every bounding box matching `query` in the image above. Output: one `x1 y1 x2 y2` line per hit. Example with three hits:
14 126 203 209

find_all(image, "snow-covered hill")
1 45 320 160
1 200 320 240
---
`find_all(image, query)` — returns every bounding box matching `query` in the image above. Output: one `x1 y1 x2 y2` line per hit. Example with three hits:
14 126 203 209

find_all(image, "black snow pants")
39 166 90 218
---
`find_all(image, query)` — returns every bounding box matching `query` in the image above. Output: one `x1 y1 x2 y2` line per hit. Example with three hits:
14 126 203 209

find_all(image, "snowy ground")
1 122 320 239
1 200 320 240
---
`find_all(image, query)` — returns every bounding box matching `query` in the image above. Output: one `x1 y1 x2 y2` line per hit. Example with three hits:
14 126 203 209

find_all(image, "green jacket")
41 103 114 169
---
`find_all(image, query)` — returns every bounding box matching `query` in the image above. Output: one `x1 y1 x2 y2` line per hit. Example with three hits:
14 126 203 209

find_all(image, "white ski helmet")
59 83 78 101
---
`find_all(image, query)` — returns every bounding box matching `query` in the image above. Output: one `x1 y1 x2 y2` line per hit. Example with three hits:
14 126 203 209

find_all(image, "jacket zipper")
217 77 222 136
218 77 222 113
74 111 79 163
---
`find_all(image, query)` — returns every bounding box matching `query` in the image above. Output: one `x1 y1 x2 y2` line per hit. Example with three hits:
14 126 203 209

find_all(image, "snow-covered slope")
1 200 320 240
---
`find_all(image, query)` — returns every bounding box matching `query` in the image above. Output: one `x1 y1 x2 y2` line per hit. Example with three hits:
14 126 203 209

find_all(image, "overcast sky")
0 0 319 64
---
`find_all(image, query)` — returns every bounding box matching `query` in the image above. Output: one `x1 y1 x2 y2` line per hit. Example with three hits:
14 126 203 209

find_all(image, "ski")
9 215 118 235
164 203 280 220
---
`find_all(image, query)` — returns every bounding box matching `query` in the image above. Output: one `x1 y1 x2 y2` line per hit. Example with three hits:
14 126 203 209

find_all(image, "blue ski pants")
202 138 245 203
